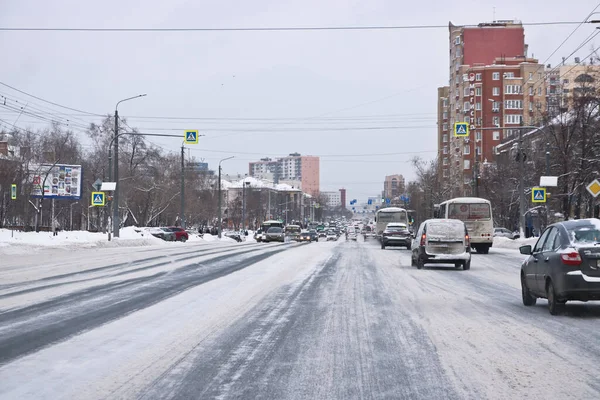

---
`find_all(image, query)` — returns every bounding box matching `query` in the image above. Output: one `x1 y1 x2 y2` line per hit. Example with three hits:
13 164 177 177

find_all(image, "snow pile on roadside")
0 226 166 252
493 236 538 250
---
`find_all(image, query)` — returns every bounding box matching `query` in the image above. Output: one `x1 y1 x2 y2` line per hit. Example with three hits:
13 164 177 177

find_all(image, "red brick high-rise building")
438 20 546 196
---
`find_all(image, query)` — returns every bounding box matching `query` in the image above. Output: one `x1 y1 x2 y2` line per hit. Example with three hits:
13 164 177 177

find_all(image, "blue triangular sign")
94 194 103 203
456 125 467 134
186 132 196 141
534 190 544 200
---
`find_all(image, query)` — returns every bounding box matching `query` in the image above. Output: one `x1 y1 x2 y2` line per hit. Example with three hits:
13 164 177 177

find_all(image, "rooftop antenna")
493 6 496 21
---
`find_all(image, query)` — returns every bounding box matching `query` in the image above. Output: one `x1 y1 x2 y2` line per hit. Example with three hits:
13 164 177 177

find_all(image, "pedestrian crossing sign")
184 130 199 144
454 122 469 137
532 187 546 203
91 191 105 206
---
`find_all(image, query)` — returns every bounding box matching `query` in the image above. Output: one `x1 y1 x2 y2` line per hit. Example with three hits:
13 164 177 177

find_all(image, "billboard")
29 163 83 200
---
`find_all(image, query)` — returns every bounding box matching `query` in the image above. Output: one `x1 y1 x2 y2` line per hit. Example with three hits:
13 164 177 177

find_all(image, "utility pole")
113 94 147 238
545 141 550 228
242 181 246 231
218 156 234 238
518 124 526 238
113 108 119 238
180 144 185 229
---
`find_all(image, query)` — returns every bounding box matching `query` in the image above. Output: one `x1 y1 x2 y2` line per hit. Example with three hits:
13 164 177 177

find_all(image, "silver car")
264 227 285 243
411 219 471 270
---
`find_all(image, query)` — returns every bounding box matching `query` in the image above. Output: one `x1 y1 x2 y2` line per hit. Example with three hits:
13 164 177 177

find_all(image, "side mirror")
519 245 532 255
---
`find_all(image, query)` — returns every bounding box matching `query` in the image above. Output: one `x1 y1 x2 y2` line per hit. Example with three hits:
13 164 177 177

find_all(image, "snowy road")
1 238 600 399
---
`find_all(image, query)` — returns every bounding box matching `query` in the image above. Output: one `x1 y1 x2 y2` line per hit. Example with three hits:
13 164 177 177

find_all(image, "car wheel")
181 236 187 243
547 280 562 315
406 243 412 250
521 274 536 306
416 256 424 270
454 262 462 269
463 260 471 270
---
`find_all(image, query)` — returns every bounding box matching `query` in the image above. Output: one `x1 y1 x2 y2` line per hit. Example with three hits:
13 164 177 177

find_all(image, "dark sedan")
520 218 600 315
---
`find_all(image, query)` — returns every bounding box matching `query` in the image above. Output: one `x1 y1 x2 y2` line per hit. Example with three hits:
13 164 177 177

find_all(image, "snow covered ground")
1 236 599 399
493 235 539 250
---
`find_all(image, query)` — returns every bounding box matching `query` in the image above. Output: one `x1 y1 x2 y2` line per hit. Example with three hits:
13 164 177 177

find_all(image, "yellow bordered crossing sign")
532 187 546 203
91 191 105 206
184 130 199 144
454 122 469 137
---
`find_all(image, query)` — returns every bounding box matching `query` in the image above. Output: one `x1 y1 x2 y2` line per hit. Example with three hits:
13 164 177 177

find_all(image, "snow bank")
493 236 538 250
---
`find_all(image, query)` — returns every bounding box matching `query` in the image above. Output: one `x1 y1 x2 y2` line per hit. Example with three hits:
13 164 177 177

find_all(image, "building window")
493 116 500 126
476 87 482 96
476 131 482 141
475 102 481 110
504 72 515 78
529 86 533 95
463 101 470 111
493 131 500 140
455 88 460 97
464 145 470 154
538 87 542 95
538 73 543 80
505 114 523 124
442 99 448 107
505 85 521 94
464 160 470 169
492 101 500 111
505 100 523 109
476 117 482 125
455 36 461 45
464 87 470 96
529 102 533 111
455 76 460 84
476 73 482 81
443 157 448 165
492 72 500 80
443 146 448 154
456 47 461 57
476 146 481 155
493 87 500 96
529 72 533 81
443 112 448 119
443 169 449 178
464 116 470 122
443 123 448 131
443 134 448 142
563 79 569 84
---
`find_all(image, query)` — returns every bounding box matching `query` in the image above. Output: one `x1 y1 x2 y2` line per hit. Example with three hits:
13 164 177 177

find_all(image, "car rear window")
567 226 600 244
427 222 464 237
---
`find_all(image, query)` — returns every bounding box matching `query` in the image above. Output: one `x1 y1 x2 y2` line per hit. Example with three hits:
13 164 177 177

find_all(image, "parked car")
381 222 412 250
519 219 600 315
411 219 471 270
166 226 189 242
147 227 177 241
254 229 264 242
494 227 520 240
264 227 285 243
223 231 244 242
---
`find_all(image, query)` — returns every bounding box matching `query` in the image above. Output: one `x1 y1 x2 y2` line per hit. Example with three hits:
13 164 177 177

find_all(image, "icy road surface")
1 238 600 399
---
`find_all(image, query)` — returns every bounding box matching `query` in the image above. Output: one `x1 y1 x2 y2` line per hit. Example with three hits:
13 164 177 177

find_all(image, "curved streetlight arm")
116 94 147 112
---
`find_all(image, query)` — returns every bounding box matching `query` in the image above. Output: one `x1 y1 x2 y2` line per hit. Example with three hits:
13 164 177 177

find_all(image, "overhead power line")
0 21 585 32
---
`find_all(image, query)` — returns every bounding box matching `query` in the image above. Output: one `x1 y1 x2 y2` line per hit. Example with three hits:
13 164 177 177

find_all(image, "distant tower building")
249 153 320 196
383 175 405 199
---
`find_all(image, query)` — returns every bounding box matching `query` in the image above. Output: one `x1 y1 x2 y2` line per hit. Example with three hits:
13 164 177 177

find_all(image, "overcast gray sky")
2 0 599 203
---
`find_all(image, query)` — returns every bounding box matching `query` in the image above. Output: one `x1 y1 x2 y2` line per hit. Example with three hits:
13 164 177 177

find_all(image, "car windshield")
267 227 282 233
567 226 600 244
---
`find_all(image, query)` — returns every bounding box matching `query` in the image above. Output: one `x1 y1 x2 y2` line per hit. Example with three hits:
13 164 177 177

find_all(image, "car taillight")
465 234 470 246
561 251 582 266
420 234 426 246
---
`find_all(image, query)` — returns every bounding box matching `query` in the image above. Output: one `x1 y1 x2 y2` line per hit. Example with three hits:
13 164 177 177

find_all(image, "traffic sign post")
91 192 106 206
454 122 469 137
586 179 600 198
532 187 546 203
184 130 199 144
11 184 16 200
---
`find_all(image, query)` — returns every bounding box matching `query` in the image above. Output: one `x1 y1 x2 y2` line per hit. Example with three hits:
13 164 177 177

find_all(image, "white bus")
374 207 410 238
435 197 493 254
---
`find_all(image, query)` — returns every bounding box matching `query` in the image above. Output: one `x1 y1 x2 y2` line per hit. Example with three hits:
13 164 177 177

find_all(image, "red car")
166 227 189 242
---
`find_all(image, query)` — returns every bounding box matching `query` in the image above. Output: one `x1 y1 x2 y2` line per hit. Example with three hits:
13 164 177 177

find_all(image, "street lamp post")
218 156 234 238
113 94 146 238
242 181 250 231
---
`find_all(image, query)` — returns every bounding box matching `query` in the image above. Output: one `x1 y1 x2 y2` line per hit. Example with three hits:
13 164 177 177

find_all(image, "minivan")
411 219 471 270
